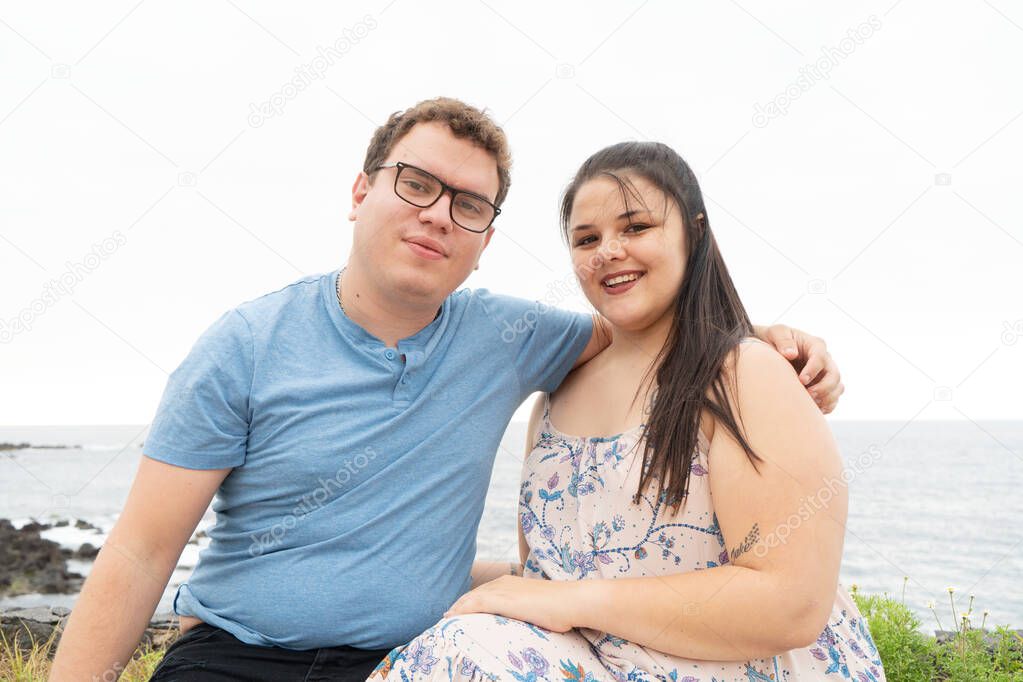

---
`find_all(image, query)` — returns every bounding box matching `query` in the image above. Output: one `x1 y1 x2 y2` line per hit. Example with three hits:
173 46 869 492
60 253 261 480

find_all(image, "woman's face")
568 173 688 332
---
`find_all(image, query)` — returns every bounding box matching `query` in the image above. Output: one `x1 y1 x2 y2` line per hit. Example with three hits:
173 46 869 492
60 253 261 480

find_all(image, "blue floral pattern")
369 396 884 681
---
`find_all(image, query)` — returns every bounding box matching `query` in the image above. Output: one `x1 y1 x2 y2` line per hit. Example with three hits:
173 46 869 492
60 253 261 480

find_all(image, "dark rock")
186 529 209 545
54 519 69 528
0 442 80 451
0 518 83 597
0 607 62 648
19 521 51 533
74 542 100 559
934 629 1023 652
1 607 180 655
74 518 100 532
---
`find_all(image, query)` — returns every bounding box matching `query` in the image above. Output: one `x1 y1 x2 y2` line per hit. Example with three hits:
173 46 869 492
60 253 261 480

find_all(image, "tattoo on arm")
509 562 521 576
729 523 760 562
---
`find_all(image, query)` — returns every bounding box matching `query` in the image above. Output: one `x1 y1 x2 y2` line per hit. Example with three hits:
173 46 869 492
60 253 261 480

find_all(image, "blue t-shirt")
143 270 593 650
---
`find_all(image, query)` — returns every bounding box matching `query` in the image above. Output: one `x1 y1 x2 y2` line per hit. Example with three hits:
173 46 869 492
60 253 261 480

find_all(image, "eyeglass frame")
373 161 501 233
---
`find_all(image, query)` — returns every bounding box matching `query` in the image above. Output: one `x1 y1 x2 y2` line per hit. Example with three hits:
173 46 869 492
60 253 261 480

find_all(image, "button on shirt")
143 270 593 650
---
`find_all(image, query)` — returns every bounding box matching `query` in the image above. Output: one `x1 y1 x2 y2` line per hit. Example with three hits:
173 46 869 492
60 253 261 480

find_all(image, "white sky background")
1 1 1021 425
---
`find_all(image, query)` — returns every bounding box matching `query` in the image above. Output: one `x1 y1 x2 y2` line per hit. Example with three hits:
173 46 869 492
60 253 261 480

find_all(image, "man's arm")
574 316 844 413
572 313 613 369
49 457 230 681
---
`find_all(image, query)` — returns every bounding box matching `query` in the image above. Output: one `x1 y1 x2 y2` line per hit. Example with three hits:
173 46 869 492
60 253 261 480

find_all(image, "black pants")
149 623 392 681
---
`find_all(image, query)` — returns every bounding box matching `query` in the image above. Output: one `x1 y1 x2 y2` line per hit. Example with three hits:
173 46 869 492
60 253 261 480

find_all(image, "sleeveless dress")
369 395 885 681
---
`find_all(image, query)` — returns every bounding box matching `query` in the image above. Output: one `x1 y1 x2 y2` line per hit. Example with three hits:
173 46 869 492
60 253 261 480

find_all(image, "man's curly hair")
362 97 512 207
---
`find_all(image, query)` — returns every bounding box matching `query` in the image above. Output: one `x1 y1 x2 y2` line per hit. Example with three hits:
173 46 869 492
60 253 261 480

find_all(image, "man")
50 98 843 681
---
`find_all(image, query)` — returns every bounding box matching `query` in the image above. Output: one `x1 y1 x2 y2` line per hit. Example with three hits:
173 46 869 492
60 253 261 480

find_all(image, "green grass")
0 629 164 682
851 579 1023 681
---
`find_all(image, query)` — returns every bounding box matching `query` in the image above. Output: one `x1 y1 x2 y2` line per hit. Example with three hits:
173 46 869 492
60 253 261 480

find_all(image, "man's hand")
754 324 843 414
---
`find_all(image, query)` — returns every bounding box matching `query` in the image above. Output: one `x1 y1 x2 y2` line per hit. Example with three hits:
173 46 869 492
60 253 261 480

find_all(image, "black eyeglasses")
374 162 500 233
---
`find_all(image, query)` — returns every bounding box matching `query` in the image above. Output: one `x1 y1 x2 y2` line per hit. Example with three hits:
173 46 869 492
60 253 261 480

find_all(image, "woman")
369 142 884 681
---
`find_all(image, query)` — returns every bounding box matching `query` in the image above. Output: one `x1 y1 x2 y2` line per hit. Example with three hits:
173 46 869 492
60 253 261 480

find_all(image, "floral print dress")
369 395 885 681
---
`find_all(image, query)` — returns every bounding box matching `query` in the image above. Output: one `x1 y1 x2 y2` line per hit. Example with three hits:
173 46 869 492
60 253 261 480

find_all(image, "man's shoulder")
447 287 535 325
453 287 543 314
456 287 589 324
233 271 329 323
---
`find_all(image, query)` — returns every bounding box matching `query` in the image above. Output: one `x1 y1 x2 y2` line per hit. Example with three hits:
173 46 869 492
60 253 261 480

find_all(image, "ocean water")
1 421 1021 631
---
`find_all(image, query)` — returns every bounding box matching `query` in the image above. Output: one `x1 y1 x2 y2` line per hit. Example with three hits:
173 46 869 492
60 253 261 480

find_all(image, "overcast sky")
1 0 1021 425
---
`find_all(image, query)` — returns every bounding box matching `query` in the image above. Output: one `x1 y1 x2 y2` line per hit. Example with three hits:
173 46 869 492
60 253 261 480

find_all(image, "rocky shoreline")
0 517 199 655
1 605 179 653
0 519 100 597
0 441 80 451
1 515 207 601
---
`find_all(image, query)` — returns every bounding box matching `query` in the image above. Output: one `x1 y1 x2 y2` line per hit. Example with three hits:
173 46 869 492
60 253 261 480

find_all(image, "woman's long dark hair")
560 141 761 509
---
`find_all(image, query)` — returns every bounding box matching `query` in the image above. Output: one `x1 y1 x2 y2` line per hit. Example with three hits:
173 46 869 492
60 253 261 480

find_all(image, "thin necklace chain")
337 267 442 323
335 268 346 314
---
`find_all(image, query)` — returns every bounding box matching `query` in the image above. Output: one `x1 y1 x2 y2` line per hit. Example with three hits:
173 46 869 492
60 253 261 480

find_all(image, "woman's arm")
570 341 846 659
572 314 614 369
447 345 846 660
578 317 844 412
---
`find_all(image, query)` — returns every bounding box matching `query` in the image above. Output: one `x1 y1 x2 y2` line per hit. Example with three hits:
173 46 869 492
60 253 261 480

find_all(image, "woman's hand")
754 323 844 413
443 575 578 633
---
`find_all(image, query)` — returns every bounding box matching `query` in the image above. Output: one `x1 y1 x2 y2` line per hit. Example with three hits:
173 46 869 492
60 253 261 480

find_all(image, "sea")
1 421 1021 633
